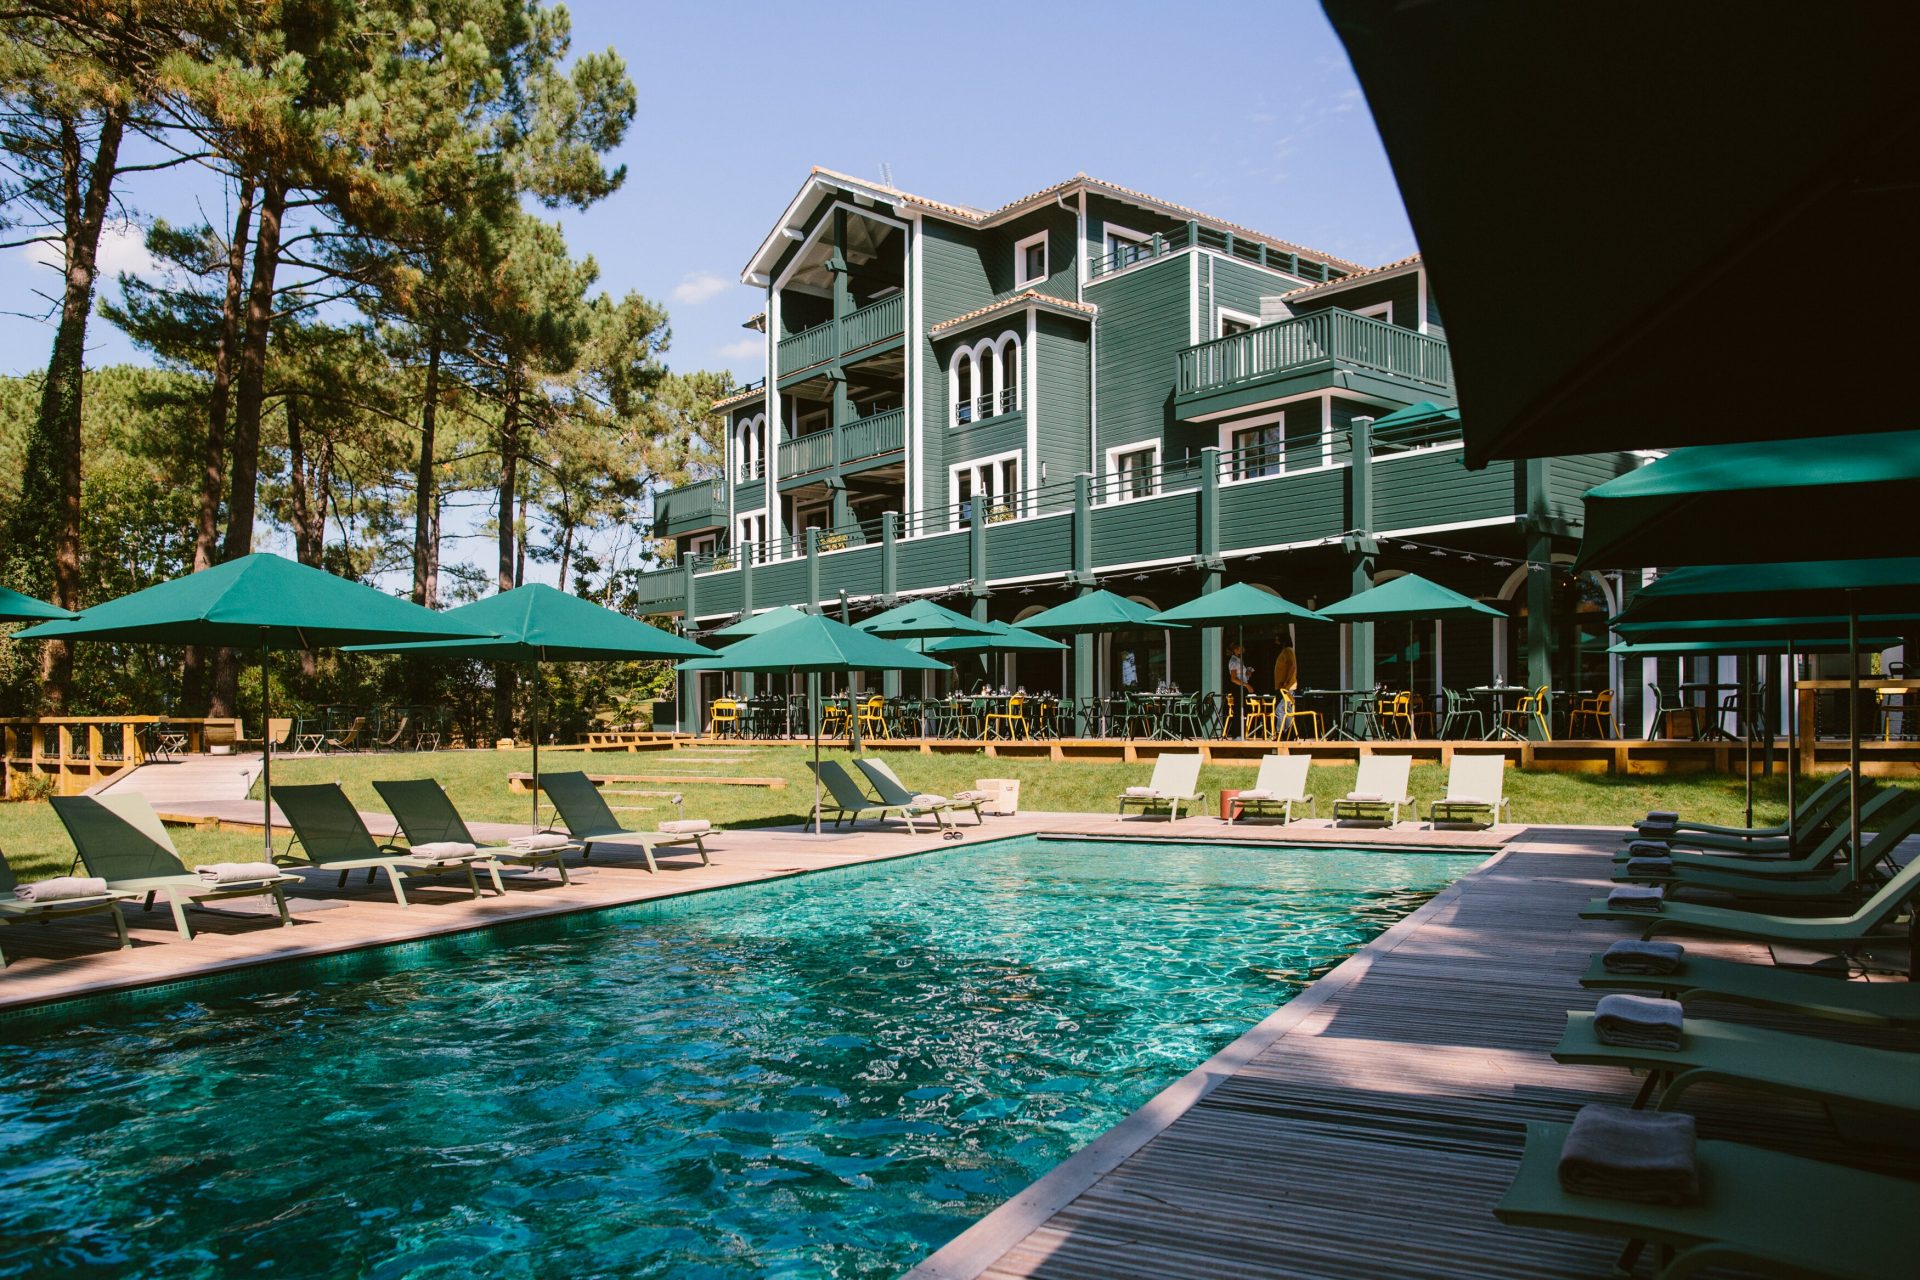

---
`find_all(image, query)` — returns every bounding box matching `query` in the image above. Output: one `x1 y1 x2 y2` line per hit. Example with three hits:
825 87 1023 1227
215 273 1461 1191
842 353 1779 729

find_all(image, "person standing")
1228 642 1255 735
1273 638 1299 694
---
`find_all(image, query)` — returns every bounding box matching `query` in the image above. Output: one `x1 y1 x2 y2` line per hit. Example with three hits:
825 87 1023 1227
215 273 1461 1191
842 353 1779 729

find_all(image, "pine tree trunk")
212 175 288 717
410 340 440 606
9 107 128 712
493 370 520 738
183 178 254 709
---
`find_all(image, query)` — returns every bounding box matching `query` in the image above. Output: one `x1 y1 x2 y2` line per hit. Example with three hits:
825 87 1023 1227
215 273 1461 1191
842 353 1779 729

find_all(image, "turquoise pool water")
0 838 1479 1279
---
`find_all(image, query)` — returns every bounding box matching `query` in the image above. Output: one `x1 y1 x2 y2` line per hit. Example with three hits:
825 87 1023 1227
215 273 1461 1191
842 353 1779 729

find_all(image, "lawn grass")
1 745 1903 884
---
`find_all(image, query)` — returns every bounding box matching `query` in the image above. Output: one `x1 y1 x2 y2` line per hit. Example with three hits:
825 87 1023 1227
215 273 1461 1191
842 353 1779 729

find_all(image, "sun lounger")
0 850 133 966
538 770 711 873
1579 850 1920 947
1614 788 1913 888
1553 1010 1920 1117
1579 951 1920 1028
49 794 298 941
809 759 942 832
372 778 576 885
1427 753 1510 828
1229 755 1313 824
1331 754 1413 825
1631 769 1851 847
853 759 983 826
1116 753 1205 822
1615 780 1889 869
273 782 500 905
1496 1122 1915 1280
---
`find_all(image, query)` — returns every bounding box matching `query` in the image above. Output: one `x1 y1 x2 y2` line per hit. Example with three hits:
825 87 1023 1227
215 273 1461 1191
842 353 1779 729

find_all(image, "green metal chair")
539 770 711 872
372 778 575 885
0 848 132 965
273 782 498 905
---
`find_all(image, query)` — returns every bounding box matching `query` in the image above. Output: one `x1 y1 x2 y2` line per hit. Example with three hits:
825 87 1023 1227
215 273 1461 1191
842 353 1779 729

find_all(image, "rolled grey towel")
1601 939 1686 975
1626 839 1673 857
1593 993 1685 1051
193 862 281 884
1625 855 1674 877
1558 1104 1698 1205
1644 810 1680 824
13 875 109 902
1607 884 1665 912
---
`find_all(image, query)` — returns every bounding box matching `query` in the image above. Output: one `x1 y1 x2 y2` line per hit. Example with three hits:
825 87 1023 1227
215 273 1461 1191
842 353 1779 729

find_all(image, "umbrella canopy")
343 582 705 662
925 620 1067 655
1612 615 1913 645
1014 590 1183 636
1316 573 1503 623
1325 1 1915 465
1576 432 1920 570
1152 582 1328 628
706 605 811 645
14 553 489 648
0 585 75 623
1610 636 1900 656
854 599 1000 640
682 613 949 676
1612 559 1920 627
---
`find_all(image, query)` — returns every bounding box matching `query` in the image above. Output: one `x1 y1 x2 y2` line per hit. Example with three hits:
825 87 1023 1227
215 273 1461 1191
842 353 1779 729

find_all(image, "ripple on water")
0 838 1476 1280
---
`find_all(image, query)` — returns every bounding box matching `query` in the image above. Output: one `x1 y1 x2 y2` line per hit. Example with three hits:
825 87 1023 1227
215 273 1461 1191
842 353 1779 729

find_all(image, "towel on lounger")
1558 1104 1698 1205
193 862 281 884
1644 809 1680 825
1593 993 1685 1052
1236 788 1276 801
1601 939 1686 975
658 819 711 835
509 833 571 850
13 875 109 902
952 789 993 804
1625 855 1674 877
1607 884 1665 912
907 794 949 810
1123 786 1158 798
1345 791 1384 803
1626 840 1674 858
407 842 476 861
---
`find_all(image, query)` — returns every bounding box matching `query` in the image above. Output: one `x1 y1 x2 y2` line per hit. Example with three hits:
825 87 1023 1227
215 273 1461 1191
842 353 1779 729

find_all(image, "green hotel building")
642 169 1643 733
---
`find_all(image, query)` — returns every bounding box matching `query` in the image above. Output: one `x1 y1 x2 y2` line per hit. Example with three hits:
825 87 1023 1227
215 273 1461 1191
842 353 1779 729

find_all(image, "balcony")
776 293 906 377
953 387 1020 428
776 408 907 483
780 429 834 478
1175 308 1454 417
653 476 726 539
1088 221 1349 282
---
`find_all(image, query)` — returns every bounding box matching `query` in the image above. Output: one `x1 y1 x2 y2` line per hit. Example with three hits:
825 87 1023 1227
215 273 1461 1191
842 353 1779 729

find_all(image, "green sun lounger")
1580 854 1920 946
273 782 500 905
1612 784 1899 872
1495 1122 1916 1280
0 849 133 966
810 759 943 832
1116 753 1206 822
50 794 297 941
372 778 575 885
1621 770 1853 855
1553 1011 1920 1117
1579 953 1920 1028
853 759 983 826
1612 794 1919 902
538 771 711 872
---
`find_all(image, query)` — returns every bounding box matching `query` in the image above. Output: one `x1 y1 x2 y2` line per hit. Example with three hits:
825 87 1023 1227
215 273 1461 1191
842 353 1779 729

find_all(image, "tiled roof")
808 168 1364 273
712 383 766 411
1280 253 1423 299
928 291 1097 336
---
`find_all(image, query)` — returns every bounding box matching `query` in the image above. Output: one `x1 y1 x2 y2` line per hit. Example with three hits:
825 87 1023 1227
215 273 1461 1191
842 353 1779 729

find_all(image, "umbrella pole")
530 661 541 834
1848 594 1861 884
1741 651 1753 828
810 670 822 834
260 637 273 859
1785 639 1798 848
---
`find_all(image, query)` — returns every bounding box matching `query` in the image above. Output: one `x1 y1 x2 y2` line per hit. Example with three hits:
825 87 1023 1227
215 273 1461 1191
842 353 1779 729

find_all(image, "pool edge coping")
901 839 1518 1280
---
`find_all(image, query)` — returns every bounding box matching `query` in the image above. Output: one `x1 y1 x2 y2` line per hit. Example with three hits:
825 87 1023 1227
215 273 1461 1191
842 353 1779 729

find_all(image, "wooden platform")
908 828 1920 1280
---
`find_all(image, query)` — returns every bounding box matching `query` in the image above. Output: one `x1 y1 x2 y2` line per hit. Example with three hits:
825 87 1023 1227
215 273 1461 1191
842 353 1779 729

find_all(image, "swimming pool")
0 837 1481 1278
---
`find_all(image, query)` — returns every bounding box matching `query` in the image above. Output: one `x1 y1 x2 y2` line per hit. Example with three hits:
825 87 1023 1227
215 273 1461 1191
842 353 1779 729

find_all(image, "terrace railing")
1088 220 1350 283
776 293 906 376
1177 308 1453 398
839 407 905 462
779 428 834 477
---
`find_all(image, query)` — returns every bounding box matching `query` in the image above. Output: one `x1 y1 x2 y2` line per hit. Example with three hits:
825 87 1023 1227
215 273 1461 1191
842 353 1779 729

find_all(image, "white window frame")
734 412 767 481
1218 307 1260 338
1013 230 1049 289
735 508 767 549
796 407 829 437
1353 301 1394 323
686 532 718 558
1103 439 1162 503
950 449 1022 526
947 329 1023 428
1221 411 1286 482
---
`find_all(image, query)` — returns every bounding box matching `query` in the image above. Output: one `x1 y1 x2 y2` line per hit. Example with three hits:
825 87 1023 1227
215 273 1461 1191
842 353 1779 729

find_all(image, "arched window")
735 414 766 480
951 351 976 426
950 331 1024 426
996 333 1022 414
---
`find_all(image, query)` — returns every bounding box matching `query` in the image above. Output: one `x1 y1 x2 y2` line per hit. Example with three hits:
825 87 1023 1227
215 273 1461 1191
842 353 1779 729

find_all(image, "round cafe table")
1471 685 1530 741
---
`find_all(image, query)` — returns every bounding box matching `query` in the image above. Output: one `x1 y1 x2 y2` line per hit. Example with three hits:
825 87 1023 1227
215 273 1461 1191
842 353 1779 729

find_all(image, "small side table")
1220 788 1243 822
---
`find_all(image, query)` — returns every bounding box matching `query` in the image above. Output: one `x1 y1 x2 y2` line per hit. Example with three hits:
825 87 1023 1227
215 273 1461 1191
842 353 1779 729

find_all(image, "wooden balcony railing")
779 428 834 477
1177 308 1453 398
839 407 905 462
776 293 906 375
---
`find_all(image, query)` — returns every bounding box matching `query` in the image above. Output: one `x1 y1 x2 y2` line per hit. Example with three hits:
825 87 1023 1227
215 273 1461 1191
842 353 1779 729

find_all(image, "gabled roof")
712 382 766 412
744 168 1367 282
1281 252 1424 300
928 291 1096 336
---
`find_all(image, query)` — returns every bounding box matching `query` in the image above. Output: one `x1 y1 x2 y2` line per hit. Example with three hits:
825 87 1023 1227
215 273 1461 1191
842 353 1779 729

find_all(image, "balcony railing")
654 476 727 535
1089 221 1349 283
775 292 906 376
1177 308 1453 398
780 429 834 477
953 387 1019 427
840 407 905 462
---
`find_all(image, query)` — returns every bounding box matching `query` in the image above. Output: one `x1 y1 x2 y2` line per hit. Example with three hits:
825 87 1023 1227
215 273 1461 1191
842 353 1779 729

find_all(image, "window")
951 453 1021 526
736 510 766 548
687 533 717 558
1105 441 1160 502
1104 225 1149 271
949 332 1023 427
797 407 829 437
1353 301 1394 323
1230 422 1283 479
1219 309 1259 338
734 413 765 481
1014 230 1048 289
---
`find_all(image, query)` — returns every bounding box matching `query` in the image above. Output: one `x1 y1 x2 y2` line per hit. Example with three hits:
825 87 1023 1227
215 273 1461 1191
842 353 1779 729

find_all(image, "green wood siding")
819 543 883 599
1290 273 1421 329
693 568 743 620
1091 489 1199 568
1085 194 1189 268
986 511 1073 581
1545 452 1637 526
1374 452 1517 531
755 559 807 609
919 220 997 510
1219 466 1347 547
1036 312 1092 484
984 207 1078 303
1209 256 1279 332
1088 254 1189 458
898 530 970 589
947 414 1026 469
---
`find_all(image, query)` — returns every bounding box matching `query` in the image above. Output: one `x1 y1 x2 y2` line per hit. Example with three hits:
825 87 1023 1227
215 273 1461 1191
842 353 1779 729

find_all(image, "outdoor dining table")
1677 680 1737 741
1299 689 1380 741
1470 685 1531 741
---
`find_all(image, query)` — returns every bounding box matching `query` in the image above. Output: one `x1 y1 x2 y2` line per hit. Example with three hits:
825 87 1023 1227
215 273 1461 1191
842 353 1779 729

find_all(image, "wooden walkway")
910 828 1920 1280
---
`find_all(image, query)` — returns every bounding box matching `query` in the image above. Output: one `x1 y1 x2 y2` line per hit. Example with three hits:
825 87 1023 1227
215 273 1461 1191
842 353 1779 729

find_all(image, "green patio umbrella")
15 553 494 854
1575 432 1920 570
676 613 947 834
1152 581 1328 628
1315 573 1505 623
0 585 75 622
1612 559 1920 627
345 583 707 830
1324 1 1913 465
854 599 999 640
924 620 1067 655
1014 590 1182 635
707 605 811 644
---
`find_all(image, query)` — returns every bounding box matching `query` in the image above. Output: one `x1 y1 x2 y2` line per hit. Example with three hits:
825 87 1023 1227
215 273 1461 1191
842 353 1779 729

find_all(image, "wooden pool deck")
909 826 1920 1280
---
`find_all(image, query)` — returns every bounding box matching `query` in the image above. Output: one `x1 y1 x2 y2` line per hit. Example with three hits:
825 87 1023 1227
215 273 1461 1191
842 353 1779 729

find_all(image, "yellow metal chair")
1568 688 1617 738
1278 689 1323 740
856 694 891 740
708 698 739 738
1242 693 1277 740
820 697 849 740
983 694 1028 740
1503 685 1552 740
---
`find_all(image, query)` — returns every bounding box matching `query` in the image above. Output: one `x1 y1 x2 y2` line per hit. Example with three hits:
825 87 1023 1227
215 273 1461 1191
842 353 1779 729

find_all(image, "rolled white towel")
407 842 477 861
1558 1104 1698 1205
658 819 711 835
952 790 993 803
14 875 109 902
1123 786 1158 798
1345 791 1384 803
1624 855 1675 877
1644 809 1680 824
1625 839 1673 857
1235 788 1276 801
1444 794 1492 807
193 862 282 884
908 794 950 809
509 833 571 850
1607 884 1665 912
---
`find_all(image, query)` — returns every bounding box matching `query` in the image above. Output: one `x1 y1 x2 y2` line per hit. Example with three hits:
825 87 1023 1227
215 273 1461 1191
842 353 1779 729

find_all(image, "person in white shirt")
1227 643 1255 733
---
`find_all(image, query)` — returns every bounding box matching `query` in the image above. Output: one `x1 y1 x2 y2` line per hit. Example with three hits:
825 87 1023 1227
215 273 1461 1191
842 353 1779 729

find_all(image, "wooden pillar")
1521 457 1556 740
678 558 699 735
881 513 901 699
1072 473 1095 709
1345 415 1376 690
1198 446 1224 712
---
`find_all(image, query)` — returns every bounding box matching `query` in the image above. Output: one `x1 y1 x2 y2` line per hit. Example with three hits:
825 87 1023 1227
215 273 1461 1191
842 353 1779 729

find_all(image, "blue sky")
0 0 1416 383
